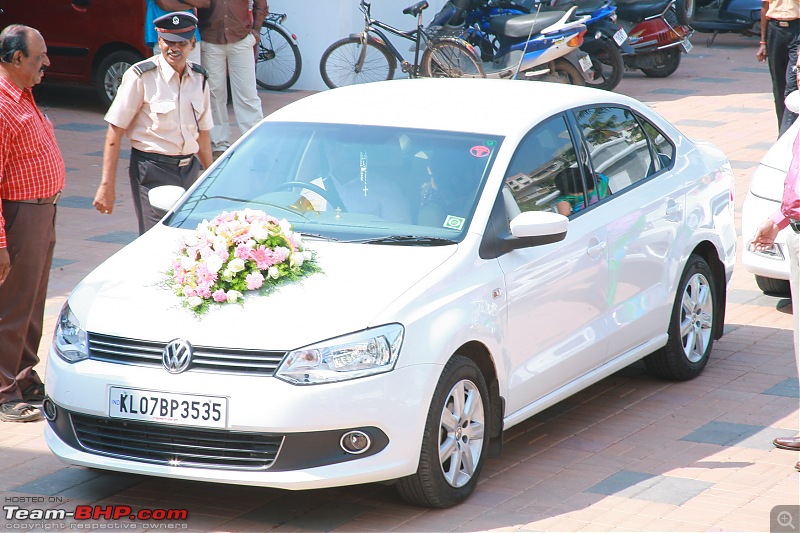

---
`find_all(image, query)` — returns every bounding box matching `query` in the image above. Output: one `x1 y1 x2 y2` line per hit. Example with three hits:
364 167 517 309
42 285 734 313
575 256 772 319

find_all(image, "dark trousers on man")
0 201 54 404
129 148 204 235
767 18 800 135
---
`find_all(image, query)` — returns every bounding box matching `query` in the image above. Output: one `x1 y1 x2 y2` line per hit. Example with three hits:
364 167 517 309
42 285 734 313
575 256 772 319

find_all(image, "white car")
45 78 736 508
741 118 800 295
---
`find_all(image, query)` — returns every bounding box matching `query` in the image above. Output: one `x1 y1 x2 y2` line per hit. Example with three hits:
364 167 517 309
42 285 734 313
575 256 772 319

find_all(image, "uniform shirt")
198 0 268 45
105 54 213 156
766 0 800 21
0 75 66 248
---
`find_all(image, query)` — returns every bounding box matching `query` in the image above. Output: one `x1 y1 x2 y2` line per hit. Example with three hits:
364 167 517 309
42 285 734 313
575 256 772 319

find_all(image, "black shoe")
0 400 42 422
22 383 45 403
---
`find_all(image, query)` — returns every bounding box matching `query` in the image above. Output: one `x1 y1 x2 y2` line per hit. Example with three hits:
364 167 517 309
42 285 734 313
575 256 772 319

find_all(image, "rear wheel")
319 36 396 89
755 275 791 297
645 255 717 380
421 40 485 78
256 21 302 91
640 48 681 78
396 355 488 508
550 58 586 85
583 38 624 91
95 50 142 107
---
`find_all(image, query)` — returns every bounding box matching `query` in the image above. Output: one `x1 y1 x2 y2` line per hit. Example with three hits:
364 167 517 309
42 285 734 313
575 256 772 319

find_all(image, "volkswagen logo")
162 339 192 374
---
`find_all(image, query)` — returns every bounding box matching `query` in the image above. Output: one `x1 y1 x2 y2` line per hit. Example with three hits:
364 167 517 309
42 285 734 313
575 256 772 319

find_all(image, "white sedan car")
741 119 800 295
45 78 736 508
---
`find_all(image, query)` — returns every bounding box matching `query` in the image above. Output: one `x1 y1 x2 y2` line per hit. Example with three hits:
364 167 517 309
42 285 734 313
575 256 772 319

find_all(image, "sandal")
0 400 42 422
22 383 45 403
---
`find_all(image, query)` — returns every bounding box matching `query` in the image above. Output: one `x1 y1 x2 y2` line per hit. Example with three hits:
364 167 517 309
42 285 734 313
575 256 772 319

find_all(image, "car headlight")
276 324 404 385
53 303 89 363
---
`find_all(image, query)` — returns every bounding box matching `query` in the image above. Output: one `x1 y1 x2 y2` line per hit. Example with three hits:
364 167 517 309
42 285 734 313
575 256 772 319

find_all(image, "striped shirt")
0 74 65 248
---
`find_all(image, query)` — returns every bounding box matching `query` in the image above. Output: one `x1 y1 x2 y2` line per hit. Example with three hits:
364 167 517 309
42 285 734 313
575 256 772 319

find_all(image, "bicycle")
256 12 302 91
319 0 485 89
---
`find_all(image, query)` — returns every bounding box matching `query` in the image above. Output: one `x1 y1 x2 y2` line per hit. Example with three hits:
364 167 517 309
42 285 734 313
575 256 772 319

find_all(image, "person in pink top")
0 25 65 422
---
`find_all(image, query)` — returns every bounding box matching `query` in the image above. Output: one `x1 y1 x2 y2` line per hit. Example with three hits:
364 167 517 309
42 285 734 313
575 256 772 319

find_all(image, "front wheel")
583 38 624 91
256 21 302 91
396 355 489 508
645 255 717 380
319 36 396 89
95 50 143 107
640 48 681 78
420 40 485 78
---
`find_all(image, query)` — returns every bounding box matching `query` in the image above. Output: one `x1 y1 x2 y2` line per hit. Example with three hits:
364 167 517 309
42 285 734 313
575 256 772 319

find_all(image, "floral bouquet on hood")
167 209 320 316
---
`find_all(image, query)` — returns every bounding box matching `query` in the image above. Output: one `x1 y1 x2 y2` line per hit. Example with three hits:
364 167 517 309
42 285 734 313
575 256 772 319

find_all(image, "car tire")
396 355 489 508
755 275 791 297
645 255 716 380
95 50 142 108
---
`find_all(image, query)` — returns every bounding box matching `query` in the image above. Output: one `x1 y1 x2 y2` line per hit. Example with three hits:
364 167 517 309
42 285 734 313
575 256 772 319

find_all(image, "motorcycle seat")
614 0 673 22
546 0 609 17
489 11 572 39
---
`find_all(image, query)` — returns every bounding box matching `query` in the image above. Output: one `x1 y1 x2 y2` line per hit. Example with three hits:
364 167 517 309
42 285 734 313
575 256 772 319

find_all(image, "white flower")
268 266 280 279
252 224 270 241
187 296 204 308
303 250 313 261
221 269 234 282
179 256 197 270
290 252 303 267
228 257 246 273
226 290 242 303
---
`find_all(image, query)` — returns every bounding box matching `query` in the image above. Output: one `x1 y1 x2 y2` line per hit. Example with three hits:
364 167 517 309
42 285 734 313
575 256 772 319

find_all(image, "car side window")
573 107 655 195
504 115 587 217
639 116 675 171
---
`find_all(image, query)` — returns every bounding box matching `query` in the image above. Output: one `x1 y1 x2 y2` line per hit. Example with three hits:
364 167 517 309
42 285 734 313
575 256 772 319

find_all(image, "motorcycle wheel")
684 0 696 21
640 49 682 78
583 38 624 91
549 58 586 86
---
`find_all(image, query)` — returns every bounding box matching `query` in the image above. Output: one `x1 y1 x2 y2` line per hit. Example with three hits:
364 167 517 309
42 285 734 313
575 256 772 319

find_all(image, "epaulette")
190 63 209 79
131 60 157 77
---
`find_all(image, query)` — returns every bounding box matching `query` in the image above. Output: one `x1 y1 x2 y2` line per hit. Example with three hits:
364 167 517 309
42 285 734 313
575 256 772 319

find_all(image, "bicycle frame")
352 1 433 75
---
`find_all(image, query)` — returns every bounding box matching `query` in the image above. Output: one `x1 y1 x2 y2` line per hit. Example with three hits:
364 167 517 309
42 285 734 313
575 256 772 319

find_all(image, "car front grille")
71 414 283 470
88 333 286 375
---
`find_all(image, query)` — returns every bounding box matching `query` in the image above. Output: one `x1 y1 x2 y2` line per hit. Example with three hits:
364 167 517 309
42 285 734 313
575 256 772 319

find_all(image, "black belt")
4 191 61 205
770 19 800 27
790 219 800 233
132 148 194 167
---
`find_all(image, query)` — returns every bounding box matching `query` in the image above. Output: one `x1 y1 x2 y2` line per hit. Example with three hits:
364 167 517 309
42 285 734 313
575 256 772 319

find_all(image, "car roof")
265 78 643 137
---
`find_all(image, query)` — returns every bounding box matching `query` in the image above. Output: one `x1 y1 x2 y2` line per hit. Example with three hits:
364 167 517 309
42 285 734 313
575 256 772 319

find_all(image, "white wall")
271 0 448 91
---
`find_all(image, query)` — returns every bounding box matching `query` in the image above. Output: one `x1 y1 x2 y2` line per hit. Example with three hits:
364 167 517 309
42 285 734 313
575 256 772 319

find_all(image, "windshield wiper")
198 195 308 219
353 235 457 246
300 232 340 241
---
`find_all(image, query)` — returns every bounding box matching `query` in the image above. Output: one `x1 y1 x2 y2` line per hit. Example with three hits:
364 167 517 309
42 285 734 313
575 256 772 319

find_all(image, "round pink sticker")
470 145 491 158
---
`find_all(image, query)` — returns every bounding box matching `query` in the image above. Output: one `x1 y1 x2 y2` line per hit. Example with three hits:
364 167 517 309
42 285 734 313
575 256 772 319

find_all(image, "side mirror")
786 90 800 113
148 185 185 212
509 210 568 240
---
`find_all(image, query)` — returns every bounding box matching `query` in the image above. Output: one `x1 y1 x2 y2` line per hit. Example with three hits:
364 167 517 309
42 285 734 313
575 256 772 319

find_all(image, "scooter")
429 0 594 84
686 0 761 45
615 0 694 78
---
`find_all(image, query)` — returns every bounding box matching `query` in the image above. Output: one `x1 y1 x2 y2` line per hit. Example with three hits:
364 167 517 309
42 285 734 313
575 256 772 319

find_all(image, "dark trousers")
129 149 204 235
0 201 54 404
767 19 800 135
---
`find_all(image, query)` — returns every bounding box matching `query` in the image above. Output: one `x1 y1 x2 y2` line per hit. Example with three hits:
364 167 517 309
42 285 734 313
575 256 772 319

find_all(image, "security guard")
93 11 213 234
758 0 800 135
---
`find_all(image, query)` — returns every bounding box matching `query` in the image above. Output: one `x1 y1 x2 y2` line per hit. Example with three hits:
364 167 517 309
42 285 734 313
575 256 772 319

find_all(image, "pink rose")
212 290 228 302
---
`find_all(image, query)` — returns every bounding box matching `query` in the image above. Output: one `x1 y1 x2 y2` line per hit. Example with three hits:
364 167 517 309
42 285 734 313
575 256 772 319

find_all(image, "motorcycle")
614 0 694 78
685 0 761 45
429 0 595 85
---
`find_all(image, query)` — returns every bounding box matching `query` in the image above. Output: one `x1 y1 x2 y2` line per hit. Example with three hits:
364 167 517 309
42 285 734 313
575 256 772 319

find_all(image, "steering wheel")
274 181 347 212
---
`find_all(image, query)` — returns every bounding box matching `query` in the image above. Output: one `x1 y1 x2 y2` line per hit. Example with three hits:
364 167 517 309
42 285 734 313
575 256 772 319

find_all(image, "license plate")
578 54 593 72
681 39 693 53
613 28 627 46
109 387 228 428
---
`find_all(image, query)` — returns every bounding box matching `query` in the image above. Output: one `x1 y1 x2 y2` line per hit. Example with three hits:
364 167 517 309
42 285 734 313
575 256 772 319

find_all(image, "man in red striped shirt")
0 25 65 422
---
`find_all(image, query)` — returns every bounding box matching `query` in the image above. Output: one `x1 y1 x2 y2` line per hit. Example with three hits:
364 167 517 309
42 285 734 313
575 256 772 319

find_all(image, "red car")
0 0 151 106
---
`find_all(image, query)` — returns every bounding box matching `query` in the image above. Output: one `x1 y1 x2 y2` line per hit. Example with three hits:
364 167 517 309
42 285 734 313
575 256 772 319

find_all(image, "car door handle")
665 201 682 219
587 241 607 258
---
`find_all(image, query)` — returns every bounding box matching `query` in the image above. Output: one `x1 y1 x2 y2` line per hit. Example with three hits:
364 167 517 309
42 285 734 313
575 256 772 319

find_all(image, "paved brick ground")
0 32 798 532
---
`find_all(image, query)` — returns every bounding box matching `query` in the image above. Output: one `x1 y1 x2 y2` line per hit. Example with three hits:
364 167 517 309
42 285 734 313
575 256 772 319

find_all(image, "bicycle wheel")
256 21 302 91
319 36 396 89
421 40 485 78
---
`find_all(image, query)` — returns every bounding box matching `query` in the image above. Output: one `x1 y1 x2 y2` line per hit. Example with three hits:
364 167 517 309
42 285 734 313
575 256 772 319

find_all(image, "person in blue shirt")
145 0 208 61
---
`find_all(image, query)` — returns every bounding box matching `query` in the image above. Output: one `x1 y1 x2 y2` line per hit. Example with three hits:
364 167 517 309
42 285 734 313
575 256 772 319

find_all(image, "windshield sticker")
470 145 491 158
443 215 465 230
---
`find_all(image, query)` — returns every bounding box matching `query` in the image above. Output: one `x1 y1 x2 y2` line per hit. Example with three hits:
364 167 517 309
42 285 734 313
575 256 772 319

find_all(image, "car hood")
69 227 457 350
749 119 800 201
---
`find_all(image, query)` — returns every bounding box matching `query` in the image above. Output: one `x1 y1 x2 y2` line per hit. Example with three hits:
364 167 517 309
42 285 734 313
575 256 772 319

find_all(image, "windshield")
166 122 503 243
